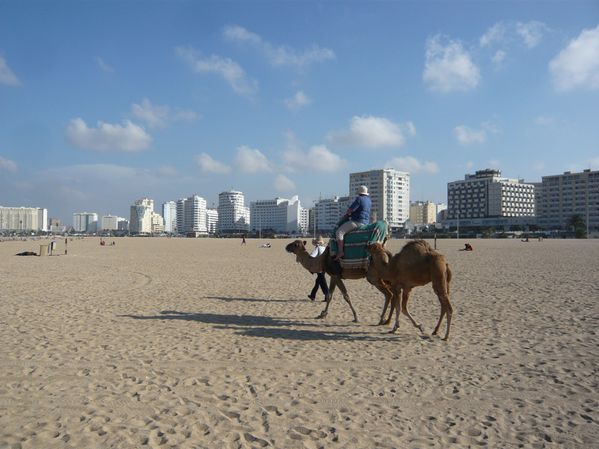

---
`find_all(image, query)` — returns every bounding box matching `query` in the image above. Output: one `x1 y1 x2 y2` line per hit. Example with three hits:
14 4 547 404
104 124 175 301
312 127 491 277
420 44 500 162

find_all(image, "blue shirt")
349 195 371 224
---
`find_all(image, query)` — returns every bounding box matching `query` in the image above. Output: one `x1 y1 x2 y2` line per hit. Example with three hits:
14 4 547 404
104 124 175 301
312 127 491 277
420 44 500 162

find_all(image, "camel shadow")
233 327 401 342
120 310 321 328
204 296 304 303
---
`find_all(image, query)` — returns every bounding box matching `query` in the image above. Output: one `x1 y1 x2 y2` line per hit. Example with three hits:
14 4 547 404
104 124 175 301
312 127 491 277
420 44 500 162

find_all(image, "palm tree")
567 214 586 238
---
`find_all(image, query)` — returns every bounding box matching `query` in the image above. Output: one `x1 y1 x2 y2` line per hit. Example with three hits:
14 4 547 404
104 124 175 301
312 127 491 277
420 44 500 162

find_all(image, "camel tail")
430 255 450 297
445 263 452 295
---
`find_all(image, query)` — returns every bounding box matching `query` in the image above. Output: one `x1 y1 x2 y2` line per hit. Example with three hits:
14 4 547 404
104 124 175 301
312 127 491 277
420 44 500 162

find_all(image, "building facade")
101 215 127 231
349 168 410 229
447 169 536 220
217 191 250 233
206 209 218 234
537 169 599 231
409 201 438 225
162 201 177 234
0 206 48 232
73 212 98 233
129 198 154 234
178 195 208 235
314 196 352 233
249 196 307 234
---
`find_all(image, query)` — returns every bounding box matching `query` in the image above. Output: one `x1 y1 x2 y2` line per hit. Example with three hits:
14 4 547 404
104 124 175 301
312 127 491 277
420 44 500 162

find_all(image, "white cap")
357 185 369 195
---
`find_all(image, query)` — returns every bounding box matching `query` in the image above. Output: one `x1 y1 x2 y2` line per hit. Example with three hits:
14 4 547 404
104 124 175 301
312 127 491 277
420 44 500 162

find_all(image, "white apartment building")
349 168 410 229
100 215 127 231
250 196 307 234
206 209 218 234
162 201 177 234
436 203 448 222
177 195 208 235
129 198 154 234
314 196 352 233
218 191 250 233
0 206 48 232
73 212 98 233
447 169 535 220
409 201 438 225
537 169 599 230
151 212 165 234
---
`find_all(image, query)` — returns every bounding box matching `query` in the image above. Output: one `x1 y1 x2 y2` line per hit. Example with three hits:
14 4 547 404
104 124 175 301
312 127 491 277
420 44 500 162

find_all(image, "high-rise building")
0 206 48 232
73 212 98 233
349 168 410 229
177 195 208 235
101 215 127 231
206 209 218 234
250 196 307 234
314 196 352 233
447 169 535 220
537 169 599 231
129 198 154 234
162 201 177 234
409 201 438 225
218 191 250 233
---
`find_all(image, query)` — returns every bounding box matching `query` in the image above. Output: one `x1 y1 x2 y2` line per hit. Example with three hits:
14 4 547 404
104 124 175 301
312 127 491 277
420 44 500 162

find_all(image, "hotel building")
129 198 154 234
0 206 48 232
177 195 208 235
409 201 438 225
73 212 98 233
217 191 250 233
349 168 410 229
162 201 177 234
313 196 352 233
250 196 308 234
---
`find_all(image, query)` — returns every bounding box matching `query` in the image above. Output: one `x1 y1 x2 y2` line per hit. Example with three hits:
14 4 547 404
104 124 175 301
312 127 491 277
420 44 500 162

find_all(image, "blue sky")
1 1 598 223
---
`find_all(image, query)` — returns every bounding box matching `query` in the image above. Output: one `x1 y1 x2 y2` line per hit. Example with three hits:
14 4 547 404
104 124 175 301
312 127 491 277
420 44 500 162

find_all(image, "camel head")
285 240 308 255
366 242 390 264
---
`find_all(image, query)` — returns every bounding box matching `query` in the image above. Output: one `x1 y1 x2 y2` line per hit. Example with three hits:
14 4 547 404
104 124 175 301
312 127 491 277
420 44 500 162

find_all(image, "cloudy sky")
1 1 598 223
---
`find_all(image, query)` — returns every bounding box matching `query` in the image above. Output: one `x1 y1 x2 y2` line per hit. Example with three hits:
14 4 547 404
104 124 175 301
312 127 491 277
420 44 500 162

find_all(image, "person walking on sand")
241 234 246 245
334 185 371 260
308 236 329 301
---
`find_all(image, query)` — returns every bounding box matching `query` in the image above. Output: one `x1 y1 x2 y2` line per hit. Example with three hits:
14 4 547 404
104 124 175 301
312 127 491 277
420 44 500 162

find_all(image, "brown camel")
285 240 394 324
366 240 453 340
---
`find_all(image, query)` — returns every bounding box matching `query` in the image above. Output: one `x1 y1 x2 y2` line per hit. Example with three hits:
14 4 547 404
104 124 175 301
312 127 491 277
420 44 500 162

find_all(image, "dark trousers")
310 272 329 298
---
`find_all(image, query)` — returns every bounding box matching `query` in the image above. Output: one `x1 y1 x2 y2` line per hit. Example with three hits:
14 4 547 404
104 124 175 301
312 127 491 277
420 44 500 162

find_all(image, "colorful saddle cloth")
329 220 389 270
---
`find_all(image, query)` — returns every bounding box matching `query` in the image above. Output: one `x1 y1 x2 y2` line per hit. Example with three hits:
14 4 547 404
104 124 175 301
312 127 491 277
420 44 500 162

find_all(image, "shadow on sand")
204 296 305 303
119 310 400 341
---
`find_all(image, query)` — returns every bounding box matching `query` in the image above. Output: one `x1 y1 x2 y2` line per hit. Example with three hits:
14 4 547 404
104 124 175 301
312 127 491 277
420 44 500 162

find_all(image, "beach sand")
0 237 597 448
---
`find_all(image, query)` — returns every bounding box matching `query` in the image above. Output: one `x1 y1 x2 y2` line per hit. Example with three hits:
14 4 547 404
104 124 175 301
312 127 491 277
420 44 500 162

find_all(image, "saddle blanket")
329 220 389 270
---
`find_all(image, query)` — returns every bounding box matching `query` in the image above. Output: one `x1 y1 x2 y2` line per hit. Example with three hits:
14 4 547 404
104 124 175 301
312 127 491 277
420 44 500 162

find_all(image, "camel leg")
366 270 393 325
431 270 453 340
389 285 403 334
316 276 337 319
401 289 425 333
336 279 359 323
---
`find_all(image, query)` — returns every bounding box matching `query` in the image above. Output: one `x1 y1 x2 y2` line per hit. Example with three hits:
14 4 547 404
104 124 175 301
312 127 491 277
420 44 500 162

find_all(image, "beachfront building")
536 169 599 231
73 212 98 233
313 196 352 233
0 206 48 232
151 212 165 234
217 190 250 233
409 201 438 225
445 169 536 231
349 168 410 230
100 215 127 231
436 203 448 222
206 208 218 234
249 196 308 234
177 195 208 235
162 201 177 234
129 198 154 235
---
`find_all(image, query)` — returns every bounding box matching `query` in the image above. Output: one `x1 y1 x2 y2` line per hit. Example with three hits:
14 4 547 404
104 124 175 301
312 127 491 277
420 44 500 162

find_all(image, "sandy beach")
0 237 597 449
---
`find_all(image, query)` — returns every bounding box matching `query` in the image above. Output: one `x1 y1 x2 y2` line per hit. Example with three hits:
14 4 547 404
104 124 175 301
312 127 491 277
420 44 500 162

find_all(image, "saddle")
329 220 389 270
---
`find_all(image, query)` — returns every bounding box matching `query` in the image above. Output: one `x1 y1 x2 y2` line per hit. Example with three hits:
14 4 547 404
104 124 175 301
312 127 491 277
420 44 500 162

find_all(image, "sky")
1 0 598 224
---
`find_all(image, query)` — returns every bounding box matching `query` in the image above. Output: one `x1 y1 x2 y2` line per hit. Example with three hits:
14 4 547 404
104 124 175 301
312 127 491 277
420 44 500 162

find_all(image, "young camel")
285 240 394 324
367 240 453 340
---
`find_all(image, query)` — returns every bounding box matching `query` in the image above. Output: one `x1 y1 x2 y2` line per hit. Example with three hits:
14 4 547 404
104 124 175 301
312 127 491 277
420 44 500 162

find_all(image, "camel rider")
334 185 372 260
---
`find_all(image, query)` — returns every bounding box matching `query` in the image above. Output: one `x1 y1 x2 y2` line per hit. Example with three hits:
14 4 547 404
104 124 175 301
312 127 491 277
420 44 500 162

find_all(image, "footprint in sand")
243 432 270 447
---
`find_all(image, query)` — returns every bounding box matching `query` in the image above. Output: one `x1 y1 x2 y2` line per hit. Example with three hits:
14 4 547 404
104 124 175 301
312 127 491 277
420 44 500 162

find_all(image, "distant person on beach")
460 243 473 251
334 185 371 260
308 236 329 301
259 242 271 248
241 234 246 245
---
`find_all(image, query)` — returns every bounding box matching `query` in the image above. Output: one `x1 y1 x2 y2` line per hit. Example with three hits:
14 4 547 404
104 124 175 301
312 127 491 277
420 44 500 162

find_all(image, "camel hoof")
388 328 400 334
352 319 359 323
418 324 425 333
315 313 327 320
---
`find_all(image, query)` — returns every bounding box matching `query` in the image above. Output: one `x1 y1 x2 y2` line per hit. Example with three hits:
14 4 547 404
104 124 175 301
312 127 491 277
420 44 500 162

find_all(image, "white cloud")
235 145 272 173
176 46 258 95
274 174 296 191
516 21 547 49
66 118 151 152
480 22 508 47
423 35 480 92
549 24 599 91
385 156 439 174
454 125 487 145
0 55 21 86
131 98 198 128
492 50 507 64
223 25 335 69
0 156 17 172
195 153 231 174
285 91 312 109
283 144 346 172
327 116 413 149
96 57 115 73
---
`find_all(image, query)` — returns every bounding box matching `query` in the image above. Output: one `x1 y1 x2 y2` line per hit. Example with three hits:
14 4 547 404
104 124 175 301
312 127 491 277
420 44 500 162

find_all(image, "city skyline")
1 2 598 224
